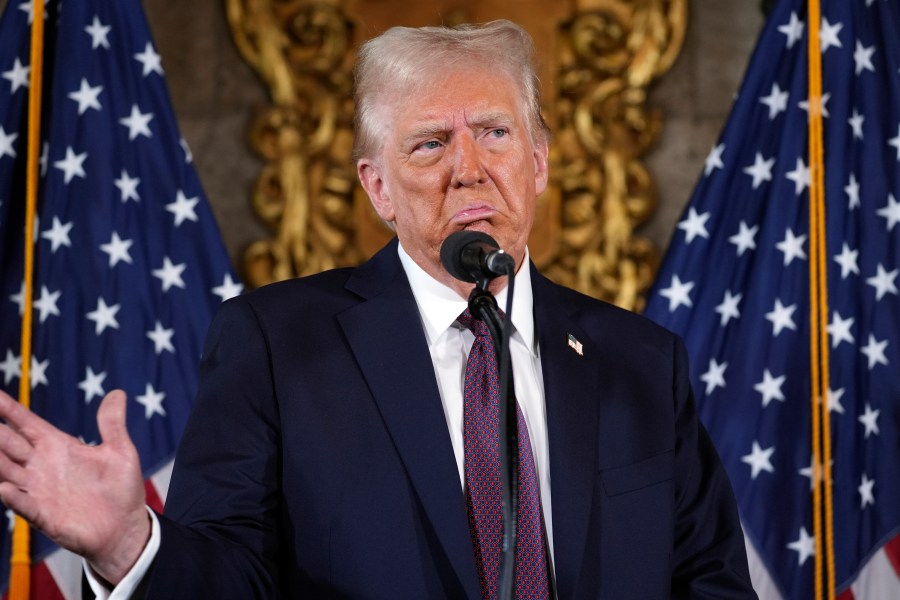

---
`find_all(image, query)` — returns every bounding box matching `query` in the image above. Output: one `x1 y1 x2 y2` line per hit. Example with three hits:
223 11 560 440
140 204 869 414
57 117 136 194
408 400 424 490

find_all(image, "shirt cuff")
83 506 161 600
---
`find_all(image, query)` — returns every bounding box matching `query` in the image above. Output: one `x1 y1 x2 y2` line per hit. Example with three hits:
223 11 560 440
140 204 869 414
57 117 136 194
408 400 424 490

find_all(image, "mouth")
452 204 496 225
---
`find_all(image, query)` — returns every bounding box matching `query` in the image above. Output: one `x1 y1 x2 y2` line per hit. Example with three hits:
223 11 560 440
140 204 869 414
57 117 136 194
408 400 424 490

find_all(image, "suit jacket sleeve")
144 296 284 598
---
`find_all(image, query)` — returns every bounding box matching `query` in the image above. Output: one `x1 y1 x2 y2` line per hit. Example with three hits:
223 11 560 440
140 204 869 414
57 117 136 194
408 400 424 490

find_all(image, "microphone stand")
468 269 517 600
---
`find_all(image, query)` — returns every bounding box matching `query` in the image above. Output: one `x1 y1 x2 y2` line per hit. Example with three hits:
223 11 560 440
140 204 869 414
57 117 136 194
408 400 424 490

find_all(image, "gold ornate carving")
226 0 686 311
226 0 359 287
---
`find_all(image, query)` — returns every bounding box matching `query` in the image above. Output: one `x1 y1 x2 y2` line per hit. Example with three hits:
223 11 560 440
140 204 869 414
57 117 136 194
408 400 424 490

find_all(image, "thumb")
97 389 130 448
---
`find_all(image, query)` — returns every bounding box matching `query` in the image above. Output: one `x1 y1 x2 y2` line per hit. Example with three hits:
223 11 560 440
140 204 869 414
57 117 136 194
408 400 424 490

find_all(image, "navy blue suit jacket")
145 239 756 598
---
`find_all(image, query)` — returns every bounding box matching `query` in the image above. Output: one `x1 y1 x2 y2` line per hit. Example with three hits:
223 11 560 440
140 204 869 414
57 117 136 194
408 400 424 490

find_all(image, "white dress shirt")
87 243 555 596
397 243 555 566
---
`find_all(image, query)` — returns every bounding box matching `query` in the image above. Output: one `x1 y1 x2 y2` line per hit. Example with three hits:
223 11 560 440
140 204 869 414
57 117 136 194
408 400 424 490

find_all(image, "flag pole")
11 0 47 598
806 0 835 597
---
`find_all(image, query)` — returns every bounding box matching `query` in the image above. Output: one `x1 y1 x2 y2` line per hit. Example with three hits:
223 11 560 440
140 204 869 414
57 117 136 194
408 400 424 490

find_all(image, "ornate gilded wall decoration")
225 0 686 312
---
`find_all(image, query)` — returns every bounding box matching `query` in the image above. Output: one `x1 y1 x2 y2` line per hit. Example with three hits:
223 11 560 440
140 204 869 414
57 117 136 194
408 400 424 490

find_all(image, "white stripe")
850 547 900 599
149 458 175 503
44 547 85 600
744 532 783 599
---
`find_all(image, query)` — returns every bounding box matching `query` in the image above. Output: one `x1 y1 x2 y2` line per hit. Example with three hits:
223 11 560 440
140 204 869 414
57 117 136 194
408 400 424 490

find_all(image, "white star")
30 356 49 389
844 173 861 209
775 228 807 266
152 257 187 292
759 83 789 120
799 92 831 119
146 321 175 355
135 383 167 419
754 369 786 407
819 18 843 53
165 190 199 227
677 208 710 243
827 311 855 349
114 169 141 203
876 194 900 231
833 243 859 279
119 104 154 141
785 157 810 196
0 350 20 385
787 527 815 566
67 78 103 115
179 137 193 164
778 12 804 49
53 146 88 184
848 109 865 140
0 126 19 159
9 281 25 316
18 1 35 23
4 508 12 533
84 15 111 50
741 441 775 479
33 286 61 323
766 298 797 336
212 273 244 302
728 221 758 256
2 58 30 94
743 153 775 190
860 334 889 370
866 263 898 301
99 231 134 267
41 216 73 252
134 42 163 77
854 41 876 75
858 403 880 437
700 358 727 396
714 290 742 327
658 274 694 312
889 124 900 161
77 366 107 404
858 473 875 508
825 387 846 415
86 297 121 335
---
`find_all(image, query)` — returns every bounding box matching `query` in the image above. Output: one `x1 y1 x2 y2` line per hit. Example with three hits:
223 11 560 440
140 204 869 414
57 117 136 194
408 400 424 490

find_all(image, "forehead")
384 67 527 134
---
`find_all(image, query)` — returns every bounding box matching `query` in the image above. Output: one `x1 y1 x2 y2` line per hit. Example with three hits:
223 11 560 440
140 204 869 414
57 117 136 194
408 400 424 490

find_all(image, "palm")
0 390 149 583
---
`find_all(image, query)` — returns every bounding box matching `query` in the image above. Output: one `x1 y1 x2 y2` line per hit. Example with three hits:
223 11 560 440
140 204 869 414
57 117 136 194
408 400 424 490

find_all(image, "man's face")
357 66 549 293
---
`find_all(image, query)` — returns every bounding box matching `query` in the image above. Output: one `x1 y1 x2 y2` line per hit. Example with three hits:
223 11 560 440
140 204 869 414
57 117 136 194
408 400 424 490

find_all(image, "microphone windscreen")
440 230 498 283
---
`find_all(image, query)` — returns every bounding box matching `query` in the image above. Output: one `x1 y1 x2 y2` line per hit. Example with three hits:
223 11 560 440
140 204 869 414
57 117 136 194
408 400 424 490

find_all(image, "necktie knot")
457 308 505 338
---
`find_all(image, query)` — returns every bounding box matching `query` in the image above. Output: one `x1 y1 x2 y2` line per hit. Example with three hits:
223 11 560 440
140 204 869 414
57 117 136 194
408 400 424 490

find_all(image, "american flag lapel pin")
567 333 584 356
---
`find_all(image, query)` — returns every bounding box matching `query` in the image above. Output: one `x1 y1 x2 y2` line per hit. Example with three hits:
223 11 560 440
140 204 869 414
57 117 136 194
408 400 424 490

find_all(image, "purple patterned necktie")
458 309 550 600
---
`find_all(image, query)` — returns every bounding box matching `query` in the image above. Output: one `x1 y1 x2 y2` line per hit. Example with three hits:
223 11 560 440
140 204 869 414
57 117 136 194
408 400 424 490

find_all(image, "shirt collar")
397 242 537 356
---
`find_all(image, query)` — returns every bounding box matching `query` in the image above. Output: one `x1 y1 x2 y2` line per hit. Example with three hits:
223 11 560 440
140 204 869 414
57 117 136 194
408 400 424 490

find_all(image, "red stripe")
31 561 66 600
885 533 900 578
145 479 164 513
836 588 854 600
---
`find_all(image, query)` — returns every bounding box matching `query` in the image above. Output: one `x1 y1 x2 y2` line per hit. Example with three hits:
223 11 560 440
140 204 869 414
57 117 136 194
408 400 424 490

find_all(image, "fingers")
97 390 129 448
0 452 28 489
0 424 32 464
0 389 52 442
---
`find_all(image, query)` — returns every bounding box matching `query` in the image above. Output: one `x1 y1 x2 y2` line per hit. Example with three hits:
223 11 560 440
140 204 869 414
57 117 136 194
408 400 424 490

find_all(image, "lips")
452 204 496 224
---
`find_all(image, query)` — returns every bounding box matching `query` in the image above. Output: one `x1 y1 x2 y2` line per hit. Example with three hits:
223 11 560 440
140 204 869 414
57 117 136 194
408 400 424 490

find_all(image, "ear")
357 159 395 222
532 140 549 196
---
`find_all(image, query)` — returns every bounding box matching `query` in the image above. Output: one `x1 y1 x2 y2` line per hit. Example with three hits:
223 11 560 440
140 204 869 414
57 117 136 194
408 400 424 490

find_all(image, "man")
0 20 756 599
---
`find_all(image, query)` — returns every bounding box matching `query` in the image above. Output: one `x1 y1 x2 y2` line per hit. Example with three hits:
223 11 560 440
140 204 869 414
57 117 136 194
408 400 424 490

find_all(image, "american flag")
644 0 900 597
0 0 241 597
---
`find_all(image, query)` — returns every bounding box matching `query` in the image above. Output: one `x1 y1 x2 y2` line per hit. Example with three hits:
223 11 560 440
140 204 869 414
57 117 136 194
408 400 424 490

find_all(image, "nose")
449 134 486 188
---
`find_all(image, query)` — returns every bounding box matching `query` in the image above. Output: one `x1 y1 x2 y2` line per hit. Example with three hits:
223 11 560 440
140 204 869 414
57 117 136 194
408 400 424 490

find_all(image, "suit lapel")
337 242 481 598
532 267 599 599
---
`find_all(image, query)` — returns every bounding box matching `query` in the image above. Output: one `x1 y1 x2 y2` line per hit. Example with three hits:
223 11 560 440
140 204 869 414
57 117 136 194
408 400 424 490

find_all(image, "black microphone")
440 231 516 284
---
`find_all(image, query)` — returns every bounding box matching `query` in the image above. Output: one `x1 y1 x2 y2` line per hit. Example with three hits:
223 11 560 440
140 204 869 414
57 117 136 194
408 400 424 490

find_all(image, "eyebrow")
402 110 517 145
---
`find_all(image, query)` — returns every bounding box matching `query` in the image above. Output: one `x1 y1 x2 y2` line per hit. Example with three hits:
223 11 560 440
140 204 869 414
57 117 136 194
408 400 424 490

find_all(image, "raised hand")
0 389 150 584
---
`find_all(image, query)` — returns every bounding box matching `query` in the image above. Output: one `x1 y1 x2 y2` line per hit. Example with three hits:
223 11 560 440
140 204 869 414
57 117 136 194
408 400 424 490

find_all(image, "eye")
490 128 507 138
416 140 442 151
